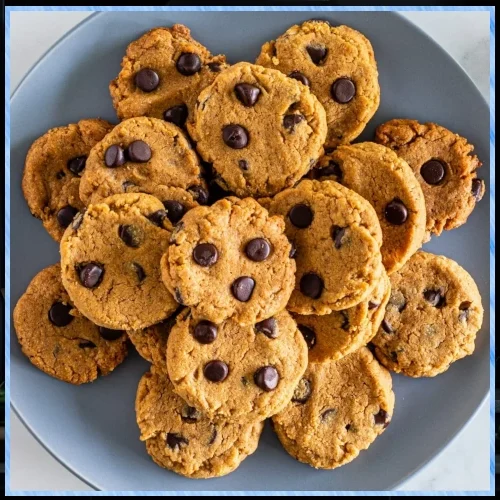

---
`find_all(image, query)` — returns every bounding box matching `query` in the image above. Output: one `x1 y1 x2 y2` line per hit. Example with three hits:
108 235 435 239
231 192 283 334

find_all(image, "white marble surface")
8 10 491 492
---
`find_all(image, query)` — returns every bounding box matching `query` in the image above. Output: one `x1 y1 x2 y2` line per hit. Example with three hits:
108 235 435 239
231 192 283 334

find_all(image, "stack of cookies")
14 20 485 478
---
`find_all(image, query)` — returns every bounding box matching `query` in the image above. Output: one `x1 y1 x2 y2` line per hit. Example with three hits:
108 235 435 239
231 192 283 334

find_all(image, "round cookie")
79 117 207 207
189 62 327 198
110 24 228 126
272 347 395 470
61 193 178 330
256 20 380 149
311 142 426 274
375 119 485 239
22 119 113 241
166 309 308 423
136 367 264 478
372 251 484 377
13 264 128 385
266 179 384 315
162 196 296 326
292 269 390 363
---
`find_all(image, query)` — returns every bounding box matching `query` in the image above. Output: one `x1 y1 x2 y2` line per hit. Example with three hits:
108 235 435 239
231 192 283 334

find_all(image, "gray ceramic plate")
10 11 490 491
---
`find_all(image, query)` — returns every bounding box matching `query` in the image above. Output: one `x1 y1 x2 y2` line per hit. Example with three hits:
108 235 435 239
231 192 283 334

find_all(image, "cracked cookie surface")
189 62 327 198
256 21 379 149
23 119 113 242
375 119 485 239
272 347 394 469
372 251 484 377
13 264 128 384
166 309 308 423
136 367 263 478
61 193 178 330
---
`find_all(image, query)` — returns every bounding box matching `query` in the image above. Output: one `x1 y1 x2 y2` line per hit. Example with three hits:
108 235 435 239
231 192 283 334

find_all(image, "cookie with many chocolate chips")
189 62 327 198
61 193 178 330
162 196 296 326
136 367 263 478
372 251 484 377
272 347 395 469
312 142 426 274
375 119 485 239
79 117 207 208
256 20 380 148
13 264 127 384
110 24 228 126
22 119 113 241
266 179 384 315
167 309 308 423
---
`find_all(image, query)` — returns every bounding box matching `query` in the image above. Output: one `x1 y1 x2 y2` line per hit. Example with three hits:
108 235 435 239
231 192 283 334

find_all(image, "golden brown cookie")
375 119 485 239
256 20 379 149
167 309 308 423
60 193 178 330
136 367 263 478
372 251 484 377
189 62 327 198
272 347 395 470
22 119 113 241
13 264 127 384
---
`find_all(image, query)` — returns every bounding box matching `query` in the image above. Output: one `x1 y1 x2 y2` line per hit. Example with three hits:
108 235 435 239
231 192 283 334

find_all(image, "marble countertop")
8 10 490 492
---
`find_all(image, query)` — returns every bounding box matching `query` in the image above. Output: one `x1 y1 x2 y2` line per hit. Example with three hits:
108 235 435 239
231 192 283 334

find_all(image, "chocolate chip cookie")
13 264 128 384
136 367 263 478
22 119 113 241
375 119 485 239
372 251 484 377
292 269 390 363
167 308 308 423
162 196 296 326
256 20 380 149
79 117 207 208
311 142 426 274
266 179 384 315
110 24 228 127
188 62 327 198
60 193 178 330
272 347 395 469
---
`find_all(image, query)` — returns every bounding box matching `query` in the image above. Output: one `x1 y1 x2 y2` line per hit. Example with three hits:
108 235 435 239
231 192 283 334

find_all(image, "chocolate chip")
208 62 222 72
374 409 391 428
188 185 209 205
176 53 202 76
309 161 342 180
389 290 406 312
345 424 352 431
292 378 311 404
131 262 146 283
204 360 229 382
223 125 249 149
56 170 66 179
48 302 73 327
368 301 379 310
283 114 304 131
193 320 218 344
306 45 327 65
300 273 323 299
192 243 219 267
127 140 151 163
99 327 124 341
289 242 297 258
163 104 188 128
166 433 189 450
423 288 446 308
67 156 87 176
420 159 446 185
174 288 184 305
239 159 249 171
255 318 277 338
381 319 393 333
118 225 143 248
72 211 84 230
104 145 125 168
79 341 96 349
321 409 336 422
234 83 261 107
57 206 78 229
385 198 408 225
245 238 271 262
122 180 136 192
208 427 218 445
331 226 347 249
289 204 313 228
254 366 279 391
231 276 255 302
288 71 310 86
78 263 104 288
147 210 168 227
163 200 186 224
181 405 201 423
459 301 472 322
390 351 399 362
472 178 484 201
331 78 356 103
135 68 159 92
340 311 349 331
297 324 316 349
